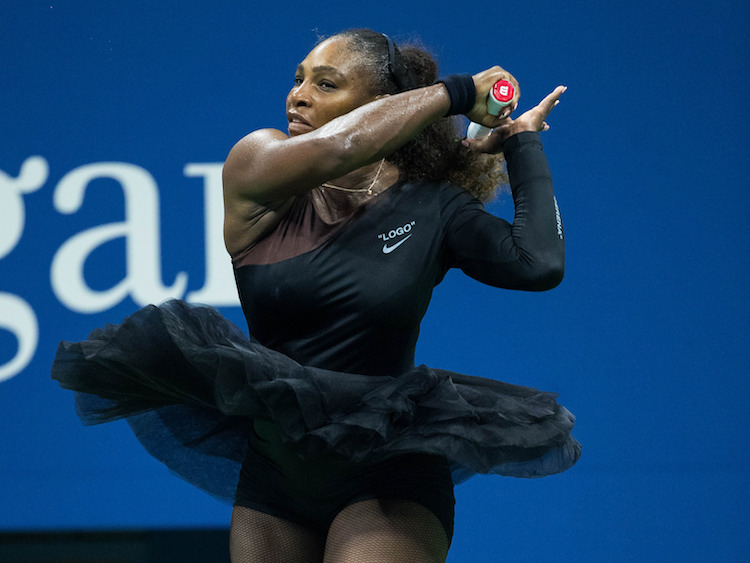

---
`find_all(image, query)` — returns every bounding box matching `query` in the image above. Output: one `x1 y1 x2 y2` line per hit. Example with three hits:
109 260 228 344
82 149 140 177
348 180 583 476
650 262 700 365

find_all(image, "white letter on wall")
51 163 188 313
184 163 239 306
0 295 39 383
0 157 47 381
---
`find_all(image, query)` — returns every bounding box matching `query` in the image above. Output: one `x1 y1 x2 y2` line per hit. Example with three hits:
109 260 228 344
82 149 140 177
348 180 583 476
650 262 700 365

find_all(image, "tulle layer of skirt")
51 300 581 503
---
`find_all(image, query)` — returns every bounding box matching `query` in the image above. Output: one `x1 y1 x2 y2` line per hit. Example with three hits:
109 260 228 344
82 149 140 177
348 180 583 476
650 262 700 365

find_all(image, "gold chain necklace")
321 158 386 196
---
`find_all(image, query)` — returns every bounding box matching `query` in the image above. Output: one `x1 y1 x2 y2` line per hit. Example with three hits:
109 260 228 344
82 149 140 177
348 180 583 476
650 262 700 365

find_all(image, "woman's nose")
289 82 312 107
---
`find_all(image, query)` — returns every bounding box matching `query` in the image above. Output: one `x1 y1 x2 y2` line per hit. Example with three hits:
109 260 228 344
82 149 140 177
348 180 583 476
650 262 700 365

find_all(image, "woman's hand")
465 66 521 127
464 85 567 154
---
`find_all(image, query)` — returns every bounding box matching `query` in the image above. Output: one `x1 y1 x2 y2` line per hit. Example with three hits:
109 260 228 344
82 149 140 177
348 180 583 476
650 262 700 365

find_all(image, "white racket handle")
466 79 515 139
467 122 492 139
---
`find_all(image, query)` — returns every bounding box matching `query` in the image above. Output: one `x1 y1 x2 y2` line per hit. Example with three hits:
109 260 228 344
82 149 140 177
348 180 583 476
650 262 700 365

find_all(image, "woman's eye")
293 76 303 86
319 80 336 90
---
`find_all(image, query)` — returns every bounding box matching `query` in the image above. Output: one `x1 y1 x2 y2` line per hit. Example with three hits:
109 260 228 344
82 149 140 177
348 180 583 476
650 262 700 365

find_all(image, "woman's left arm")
445 131 565 291
445 87 567 291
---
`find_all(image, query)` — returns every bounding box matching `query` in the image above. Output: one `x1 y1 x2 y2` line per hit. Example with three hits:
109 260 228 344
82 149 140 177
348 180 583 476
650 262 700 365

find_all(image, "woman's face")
286 37 377 136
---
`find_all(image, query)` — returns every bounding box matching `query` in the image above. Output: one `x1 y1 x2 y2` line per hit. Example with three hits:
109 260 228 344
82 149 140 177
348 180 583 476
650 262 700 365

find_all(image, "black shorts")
234 420 455 541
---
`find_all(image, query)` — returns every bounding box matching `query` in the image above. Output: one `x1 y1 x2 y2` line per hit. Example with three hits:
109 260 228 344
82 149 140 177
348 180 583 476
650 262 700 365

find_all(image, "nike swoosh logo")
382 234 412 254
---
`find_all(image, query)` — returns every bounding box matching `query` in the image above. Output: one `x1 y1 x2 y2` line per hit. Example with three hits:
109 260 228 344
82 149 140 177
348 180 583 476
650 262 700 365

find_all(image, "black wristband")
435 75 476 116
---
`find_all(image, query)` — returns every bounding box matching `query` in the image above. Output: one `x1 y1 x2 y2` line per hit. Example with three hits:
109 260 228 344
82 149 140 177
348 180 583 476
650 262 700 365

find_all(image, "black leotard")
233 131 564 377
229 131 565 537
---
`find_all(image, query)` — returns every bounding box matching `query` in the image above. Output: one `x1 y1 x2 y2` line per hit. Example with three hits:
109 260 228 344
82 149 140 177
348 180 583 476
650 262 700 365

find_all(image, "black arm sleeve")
444 131 565 291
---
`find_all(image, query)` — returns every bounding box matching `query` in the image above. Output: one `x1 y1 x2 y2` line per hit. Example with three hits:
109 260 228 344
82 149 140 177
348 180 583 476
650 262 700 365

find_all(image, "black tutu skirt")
51 300 581 503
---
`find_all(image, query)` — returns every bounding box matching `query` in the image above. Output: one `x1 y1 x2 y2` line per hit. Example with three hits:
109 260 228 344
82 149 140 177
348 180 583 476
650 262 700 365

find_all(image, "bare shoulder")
228 127 289 155
223 128 295 257
223 128 288 196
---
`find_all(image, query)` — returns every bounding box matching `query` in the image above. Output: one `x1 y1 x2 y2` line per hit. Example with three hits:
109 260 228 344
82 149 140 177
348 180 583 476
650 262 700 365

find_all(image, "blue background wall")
1 1 748 561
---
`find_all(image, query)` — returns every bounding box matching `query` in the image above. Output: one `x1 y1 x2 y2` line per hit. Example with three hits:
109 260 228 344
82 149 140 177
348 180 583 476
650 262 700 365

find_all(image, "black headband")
382 33 407 92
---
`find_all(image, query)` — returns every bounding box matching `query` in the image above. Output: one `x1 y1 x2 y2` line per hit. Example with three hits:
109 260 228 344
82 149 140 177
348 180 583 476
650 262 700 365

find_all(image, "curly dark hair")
327 29 508 202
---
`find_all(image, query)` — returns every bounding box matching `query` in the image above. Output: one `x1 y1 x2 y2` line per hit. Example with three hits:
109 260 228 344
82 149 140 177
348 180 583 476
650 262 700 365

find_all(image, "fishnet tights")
230 505 324 563
230 499 449 563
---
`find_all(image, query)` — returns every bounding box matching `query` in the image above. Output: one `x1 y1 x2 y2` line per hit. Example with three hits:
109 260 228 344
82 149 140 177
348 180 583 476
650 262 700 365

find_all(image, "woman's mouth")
287 113 313 135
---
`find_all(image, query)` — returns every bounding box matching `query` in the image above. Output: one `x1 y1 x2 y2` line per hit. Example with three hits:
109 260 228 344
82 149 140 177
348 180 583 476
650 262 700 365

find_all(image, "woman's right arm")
223 67 520 202
223 87 451 205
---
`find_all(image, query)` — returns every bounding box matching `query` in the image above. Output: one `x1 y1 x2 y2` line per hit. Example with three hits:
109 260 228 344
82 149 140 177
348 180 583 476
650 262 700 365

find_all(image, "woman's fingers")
539 86 566 118
463 84 566 152
524 86 565 130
